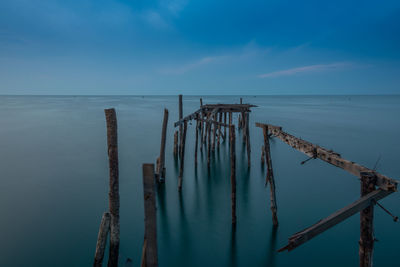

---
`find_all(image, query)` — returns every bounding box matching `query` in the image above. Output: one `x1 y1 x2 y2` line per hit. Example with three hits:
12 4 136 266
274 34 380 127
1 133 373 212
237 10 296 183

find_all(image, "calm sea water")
0 95 399 267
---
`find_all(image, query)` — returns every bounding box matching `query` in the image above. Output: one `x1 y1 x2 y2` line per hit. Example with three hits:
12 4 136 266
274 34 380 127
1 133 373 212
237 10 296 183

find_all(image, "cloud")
161 0 188 16
141 10 170 29
160 56 228 74
259 62 356 78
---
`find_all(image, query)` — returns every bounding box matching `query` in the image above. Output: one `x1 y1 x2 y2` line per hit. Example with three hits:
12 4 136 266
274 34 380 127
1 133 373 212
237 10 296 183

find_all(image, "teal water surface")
0 95 399 266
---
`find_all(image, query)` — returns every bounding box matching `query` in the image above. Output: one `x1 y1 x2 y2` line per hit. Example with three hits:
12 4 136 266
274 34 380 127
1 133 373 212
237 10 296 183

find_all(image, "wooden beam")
230 125 237 226
278 187 393 252
255 122 398 191
174 109 202 127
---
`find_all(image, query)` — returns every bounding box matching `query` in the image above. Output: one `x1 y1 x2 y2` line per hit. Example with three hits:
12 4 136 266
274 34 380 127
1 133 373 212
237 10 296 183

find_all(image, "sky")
0 0 399 95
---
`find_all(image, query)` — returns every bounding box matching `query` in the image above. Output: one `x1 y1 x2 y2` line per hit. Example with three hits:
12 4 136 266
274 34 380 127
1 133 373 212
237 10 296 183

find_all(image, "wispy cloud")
259 62 357 78
160 56 228 74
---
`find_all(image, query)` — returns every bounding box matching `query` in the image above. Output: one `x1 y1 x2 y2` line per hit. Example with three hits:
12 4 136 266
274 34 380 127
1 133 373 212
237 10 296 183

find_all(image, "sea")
0 95 399 266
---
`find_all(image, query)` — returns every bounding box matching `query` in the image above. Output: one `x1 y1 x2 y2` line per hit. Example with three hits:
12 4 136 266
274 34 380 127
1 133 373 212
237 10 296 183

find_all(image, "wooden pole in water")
142 164 158 267
230 125 237 226
156 109 168 182
224 112 227 139
178 121 187 191
212 114 217 152
195 116 199 167
200 98 203 107
173 131 178 158
242 112 247 143
178 94 183 157
245 112 251 168
217 112 222 147
207 120 212 169
200 112 204 152
93 212 111 267
262 126 278 226
359 173 375 267
104 108 120 267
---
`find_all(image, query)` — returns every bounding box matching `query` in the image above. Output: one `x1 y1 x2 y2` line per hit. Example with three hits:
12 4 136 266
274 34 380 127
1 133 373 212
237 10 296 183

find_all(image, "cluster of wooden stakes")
93 95 398 267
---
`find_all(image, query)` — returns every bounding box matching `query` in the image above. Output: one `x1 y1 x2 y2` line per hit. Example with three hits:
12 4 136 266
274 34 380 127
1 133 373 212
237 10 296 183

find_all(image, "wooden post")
217 112 222 147
156 109 168 182
207 121 212 169
228 112 232 141
173 131 178 157
178 121 187 191
263 126 278 226
359 173 375 267
195 116 199 167
240 97 243 104
224 112 227 139
93 212 111 267
178 94 183 157
200 98 203 107
200 112 204 152
203 113 209 145
245 112 251 168
230 125 237 226
261 145 265 166
212 114 217 152
142 164 158 267
242 112 246 143
104 108 120 267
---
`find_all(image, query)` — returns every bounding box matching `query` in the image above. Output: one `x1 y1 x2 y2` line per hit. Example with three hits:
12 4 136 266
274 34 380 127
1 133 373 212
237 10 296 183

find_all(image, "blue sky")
0 0 399 95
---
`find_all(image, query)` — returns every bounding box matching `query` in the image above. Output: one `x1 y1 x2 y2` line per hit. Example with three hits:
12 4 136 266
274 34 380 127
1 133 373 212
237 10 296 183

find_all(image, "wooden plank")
174 109 202 127
104 108 120 267
93 212 111 267
278 187 393 252
255 122 398 191
142 164 158 267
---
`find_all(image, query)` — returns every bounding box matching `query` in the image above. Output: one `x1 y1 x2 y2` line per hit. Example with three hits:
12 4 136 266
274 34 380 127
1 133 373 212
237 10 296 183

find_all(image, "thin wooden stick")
93 212 111 267
178 121 187 191
173 131 178 158
142 164 158 267
230 125 237 226
104 108 120 267
246 112 251 168
195 116 199 167
156 109 168 182
263 126 278 226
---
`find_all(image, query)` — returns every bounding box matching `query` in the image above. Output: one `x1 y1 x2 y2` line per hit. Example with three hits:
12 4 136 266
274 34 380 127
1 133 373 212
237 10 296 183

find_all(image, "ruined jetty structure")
93 96 398 267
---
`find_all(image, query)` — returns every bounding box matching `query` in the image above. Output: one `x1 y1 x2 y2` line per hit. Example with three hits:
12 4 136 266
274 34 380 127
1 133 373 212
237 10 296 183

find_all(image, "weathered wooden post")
156 109 168 182
207 120 212 168
262 126 278 226
93 212 111 267
245 112 251 168
173 131 178 157
178 121 187 191
178 94 183 157
194 115 199 167
224 112 227 139
200 112 204 152
359 172 376 267
217 112 222 147
200 98 203 107
230 125 237 226
242 112 247 143
212 114 217 152
141 164 158 267
104 108 120 267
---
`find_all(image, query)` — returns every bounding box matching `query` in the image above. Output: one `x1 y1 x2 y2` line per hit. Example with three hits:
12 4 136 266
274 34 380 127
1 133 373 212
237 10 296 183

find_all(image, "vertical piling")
217 112 222 147
224 112 227 139
245 112 251 168
242 112 247 143
261 145 265 166
195 116 199 167
212 114 217 152
157 109 168 182
207 121 212 169
104 108 120 267
142 164 158 267
178 121 187 191
359 173 375 267
93 212 111 267
178 94 183 157
230 125 237 226
263 126 278 227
